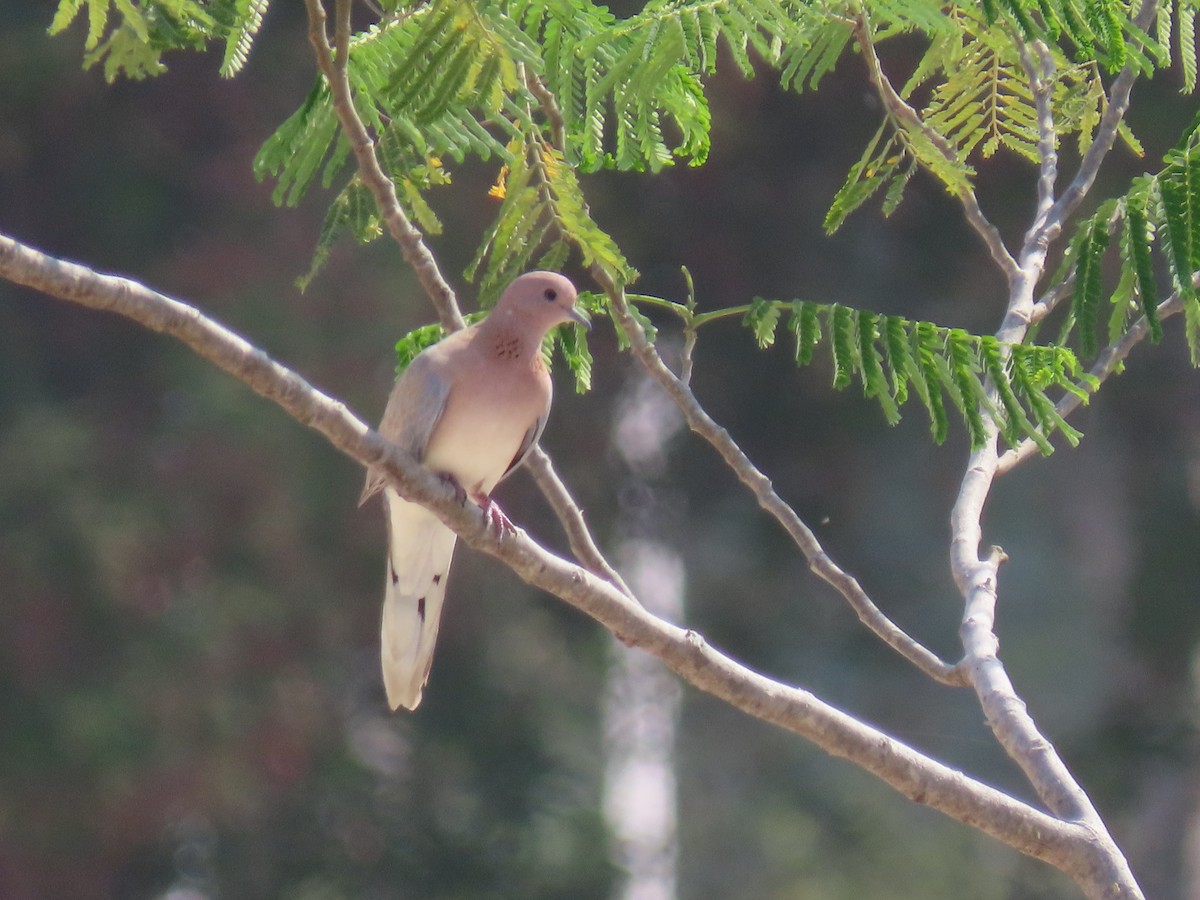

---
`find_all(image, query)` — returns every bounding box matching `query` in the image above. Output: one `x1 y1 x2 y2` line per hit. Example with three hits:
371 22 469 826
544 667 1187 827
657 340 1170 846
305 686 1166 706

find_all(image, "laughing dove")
360 271 588 710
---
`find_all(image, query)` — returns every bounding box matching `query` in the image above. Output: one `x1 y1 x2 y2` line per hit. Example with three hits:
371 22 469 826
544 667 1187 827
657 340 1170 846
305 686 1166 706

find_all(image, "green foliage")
826 0 1184 230
555 322 595 393
1069 204 1114 357
743 298 782 349
825 123 926 234
986 0 1150 72
218 0 270 77
48 0 269 80
912 16 1042 162
465 134 633 306
657 295 1094 451
52 0 1200 437
1059 127 1200 363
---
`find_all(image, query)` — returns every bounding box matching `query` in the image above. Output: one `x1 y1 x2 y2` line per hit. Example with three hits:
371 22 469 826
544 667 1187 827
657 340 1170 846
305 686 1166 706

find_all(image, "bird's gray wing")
359 353 452 506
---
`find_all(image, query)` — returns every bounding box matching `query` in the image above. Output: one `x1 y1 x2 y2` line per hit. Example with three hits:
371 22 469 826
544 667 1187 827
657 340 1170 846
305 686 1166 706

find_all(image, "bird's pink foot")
474 493 515 536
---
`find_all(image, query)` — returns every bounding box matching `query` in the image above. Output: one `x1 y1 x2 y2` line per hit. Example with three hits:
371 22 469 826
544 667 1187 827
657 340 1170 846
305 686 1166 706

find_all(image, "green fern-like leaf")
1011 348 1084 447
467 142 546 299
744 298 781 349
915 321 950 444
882 314 915 404
789 299 822 366
713 296 1088 449
50 0 228 80
1180 1 1198 92
1159 144 1200 298
825 124 906 234
982 337 1053 452
1186 295 1200 364
857 310 901 425
920 24 1040 163
556 321 594 393
1070 210 1112 356
778 18 854 92
945 330 989 447
1125 189 1163 342
533 139 633 283
219 0 268 77
297 178 380 292
830 305 858 390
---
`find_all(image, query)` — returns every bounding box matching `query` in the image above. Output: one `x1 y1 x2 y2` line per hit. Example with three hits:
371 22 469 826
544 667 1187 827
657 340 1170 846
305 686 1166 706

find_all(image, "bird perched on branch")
360 271 588 710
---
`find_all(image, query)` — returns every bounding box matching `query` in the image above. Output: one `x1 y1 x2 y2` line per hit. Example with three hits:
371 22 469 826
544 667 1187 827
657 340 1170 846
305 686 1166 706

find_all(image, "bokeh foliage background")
2 2 1199 898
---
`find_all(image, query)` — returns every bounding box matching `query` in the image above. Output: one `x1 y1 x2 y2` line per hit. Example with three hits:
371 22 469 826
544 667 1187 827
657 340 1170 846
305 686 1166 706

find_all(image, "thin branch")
524 69 566 153
0 229 1128 884
1030 270 1074 324
524 446 634 598
1035 0 1157 248
998 291 1187 475
304 0 464 332
601 274 967 688
852 15 1020 285
1018 39 1059 258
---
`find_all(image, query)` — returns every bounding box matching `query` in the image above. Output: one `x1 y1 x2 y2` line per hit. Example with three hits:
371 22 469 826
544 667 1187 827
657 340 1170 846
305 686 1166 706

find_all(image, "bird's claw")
475 493 515 537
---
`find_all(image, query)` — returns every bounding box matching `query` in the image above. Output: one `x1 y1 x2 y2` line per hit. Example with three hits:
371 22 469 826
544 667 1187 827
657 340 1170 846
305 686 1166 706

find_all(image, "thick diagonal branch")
1 229 1125 884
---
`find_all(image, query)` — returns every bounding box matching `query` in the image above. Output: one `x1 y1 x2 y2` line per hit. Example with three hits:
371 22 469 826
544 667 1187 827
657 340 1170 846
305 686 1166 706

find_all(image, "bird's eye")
543 288 558 301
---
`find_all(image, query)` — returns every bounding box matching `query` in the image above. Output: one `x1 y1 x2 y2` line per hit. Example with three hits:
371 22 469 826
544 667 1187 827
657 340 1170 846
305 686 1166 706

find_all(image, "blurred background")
2 3 1199 898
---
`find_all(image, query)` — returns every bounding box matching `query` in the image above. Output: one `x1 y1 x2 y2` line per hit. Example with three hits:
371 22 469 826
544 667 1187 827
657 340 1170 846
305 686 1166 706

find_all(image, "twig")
304 0 464 331
998 292 1187 475
524 69 566 152
1 229 1132 884
853 15 1020 285
525 446 634 598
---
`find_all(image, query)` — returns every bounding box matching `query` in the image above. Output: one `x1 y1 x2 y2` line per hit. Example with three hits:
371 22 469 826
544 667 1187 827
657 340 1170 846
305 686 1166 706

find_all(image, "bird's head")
493 271 590 336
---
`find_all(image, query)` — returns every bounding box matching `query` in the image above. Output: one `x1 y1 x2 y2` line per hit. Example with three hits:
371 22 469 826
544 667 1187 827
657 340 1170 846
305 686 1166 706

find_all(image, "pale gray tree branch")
1019 40 1059 256
524 446 635 598
945 15 1160 896
0 229 1134 890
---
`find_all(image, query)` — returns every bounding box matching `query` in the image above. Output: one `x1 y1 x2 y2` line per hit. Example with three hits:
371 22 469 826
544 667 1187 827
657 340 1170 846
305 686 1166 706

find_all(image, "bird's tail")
381 487 458 710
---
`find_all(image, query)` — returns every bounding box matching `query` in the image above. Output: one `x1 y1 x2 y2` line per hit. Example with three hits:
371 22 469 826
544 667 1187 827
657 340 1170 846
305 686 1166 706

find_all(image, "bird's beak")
567 306 592 330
